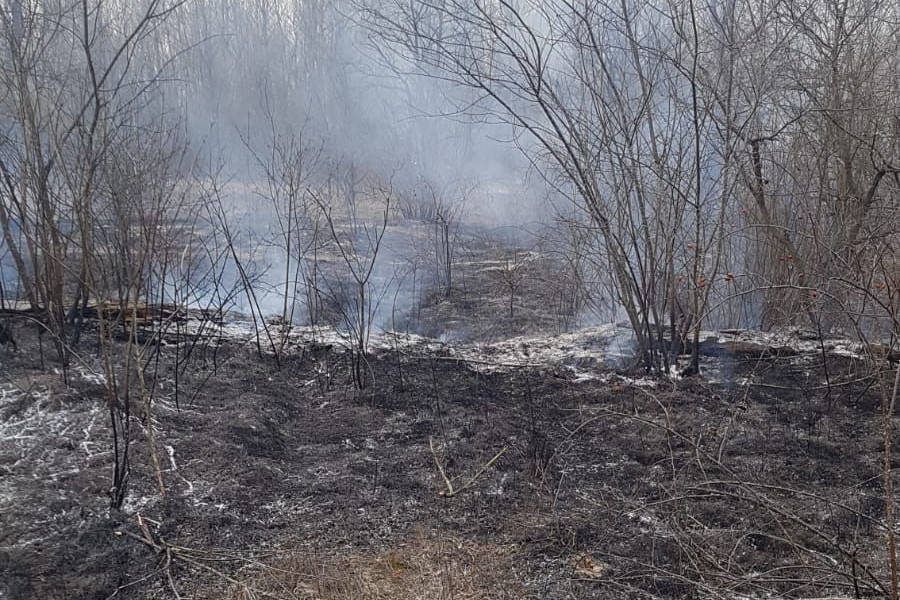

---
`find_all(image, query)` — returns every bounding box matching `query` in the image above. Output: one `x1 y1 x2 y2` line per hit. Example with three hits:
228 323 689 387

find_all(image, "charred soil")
1 322 897 599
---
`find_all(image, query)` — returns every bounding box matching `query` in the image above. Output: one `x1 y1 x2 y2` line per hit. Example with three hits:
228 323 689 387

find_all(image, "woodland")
1 0 899 598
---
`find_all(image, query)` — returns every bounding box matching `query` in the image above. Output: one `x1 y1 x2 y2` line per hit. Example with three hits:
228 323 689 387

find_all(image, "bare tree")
356 0 747 373
0 0 187 366
241 91 323 351
311 172 393 389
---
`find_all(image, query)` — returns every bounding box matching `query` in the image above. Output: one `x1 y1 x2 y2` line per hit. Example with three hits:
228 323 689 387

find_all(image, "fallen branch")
429 436 507 498
116 514 300 599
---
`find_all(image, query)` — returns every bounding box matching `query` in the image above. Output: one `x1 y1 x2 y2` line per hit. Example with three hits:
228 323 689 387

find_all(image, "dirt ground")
2 313 897 600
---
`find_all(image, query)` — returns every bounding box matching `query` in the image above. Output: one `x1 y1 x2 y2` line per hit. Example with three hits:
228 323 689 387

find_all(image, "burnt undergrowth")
0 326 897 599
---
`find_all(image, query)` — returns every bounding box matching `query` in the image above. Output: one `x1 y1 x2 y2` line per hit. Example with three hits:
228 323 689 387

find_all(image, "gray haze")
170 1 544 224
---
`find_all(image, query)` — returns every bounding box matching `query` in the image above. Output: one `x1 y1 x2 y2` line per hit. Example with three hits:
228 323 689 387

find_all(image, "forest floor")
1 238 898 600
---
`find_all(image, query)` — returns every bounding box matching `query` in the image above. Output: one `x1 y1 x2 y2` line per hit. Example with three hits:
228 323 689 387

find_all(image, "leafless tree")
357 0 744 373
241 92 323 351
311 171 393 389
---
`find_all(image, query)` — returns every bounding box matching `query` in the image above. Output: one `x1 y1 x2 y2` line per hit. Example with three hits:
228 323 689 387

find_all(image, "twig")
117 514 292 599
430 436 507 498
430 435 455 496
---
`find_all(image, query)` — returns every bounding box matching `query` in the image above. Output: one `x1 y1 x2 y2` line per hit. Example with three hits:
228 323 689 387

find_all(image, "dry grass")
224 530 523 600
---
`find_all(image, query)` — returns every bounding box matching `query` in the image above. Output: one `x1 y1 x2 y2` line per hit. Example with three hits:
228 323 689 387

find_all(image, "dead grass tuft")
227 530 523 600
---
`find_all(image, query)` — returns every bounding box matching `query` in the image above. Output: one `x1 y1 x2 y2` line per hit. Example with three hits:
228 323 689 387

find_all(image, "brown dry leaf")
572 553 607 579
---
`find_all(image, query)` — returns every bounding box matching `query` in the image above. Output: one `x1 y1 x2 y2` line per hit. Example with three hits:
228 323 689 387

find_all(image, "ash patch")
1 329 896 599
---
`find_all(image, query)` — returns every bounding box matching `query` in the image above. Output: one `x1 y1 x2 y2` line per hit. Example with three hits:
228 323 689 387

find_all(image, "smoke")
152 1 551 328
172 2 529 201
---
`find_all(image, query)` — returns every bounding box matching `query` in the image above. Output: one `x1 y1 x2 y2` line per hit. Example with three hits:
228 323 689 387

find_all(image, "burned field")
2 0 898 597
1 319 896 600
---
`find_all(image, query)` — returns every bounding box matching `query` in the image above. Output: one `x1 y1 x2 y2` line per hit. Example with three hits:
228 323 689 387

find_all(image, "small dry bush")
227 531 523 600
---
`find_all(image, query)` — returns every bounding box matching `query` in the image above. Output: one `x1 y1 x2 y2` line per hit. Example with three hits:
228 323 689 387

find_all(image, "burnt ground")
396 224 586 342
2 315 899 600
